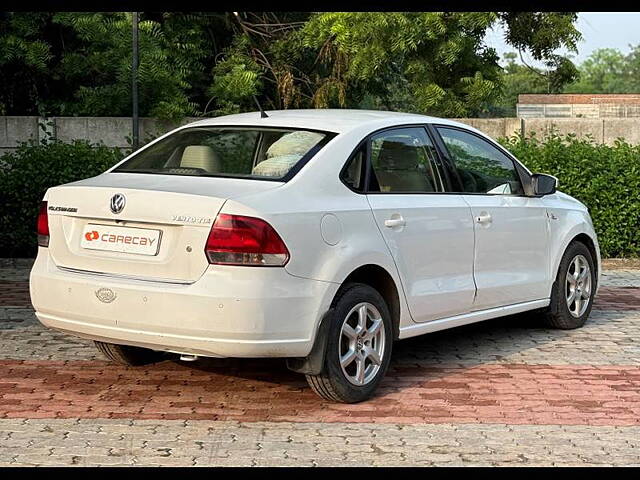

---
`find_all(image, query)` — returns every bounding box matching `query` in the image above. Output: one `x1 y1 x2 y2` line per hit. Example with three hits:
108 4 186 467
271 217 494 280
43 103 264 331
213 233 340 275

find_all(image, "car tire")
305 283 393 403
94 341 164 366
544 241 596 329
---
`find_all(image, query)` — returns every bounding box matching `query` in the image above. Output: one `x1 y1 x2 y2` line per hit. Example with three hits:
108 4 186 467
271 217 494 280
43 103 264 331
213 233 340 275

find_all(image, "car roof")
186 109 473 135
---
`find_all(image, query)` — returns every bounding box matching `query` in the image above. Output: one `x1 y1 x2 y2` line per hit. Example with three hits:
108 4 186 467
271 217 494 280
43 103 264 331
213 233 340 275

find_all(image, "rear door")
364 126 476 322
433 126 550 310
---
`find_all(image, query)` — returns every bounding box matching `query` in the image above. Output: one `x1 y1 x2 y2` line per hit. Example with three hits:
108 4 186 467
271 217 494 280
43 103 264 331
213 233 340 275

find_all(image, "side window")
341 146 366 192
437 127 524 195
368 127 444 193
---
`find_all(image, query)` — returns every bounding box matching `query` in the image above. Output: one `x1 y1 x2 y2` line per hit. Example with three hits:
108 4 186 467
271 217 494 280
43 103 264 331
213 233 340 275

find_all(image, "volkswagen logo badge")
110 193 126 214
95 288 117 304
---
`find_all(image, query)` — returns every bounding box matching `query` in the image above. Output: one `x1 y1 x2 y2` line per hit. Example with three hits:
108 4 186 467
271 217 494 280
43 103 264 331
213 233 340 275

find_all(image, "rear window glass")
113 127 332 180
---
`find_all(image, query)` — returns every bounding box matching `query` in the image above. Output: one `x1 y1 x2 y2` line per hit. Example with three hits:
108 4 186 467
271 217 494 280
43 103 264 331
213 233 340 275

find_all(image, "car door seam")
460 195 479 302
363 195 418 324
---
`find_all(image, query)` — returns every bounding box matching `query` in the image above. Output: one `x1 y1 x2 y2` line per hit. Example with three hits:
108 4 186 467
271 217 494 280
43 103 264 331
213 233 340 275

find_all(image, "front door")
434 126 550 310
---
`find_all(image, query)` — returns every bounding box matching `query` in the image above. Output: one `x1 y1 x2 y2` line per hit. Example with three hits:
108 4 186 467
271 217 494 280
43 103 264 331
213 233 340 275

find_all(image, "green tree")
0 12 54 115
564 47 640 93
52 12 200 120
0 12 583 119
0 12 234 120
209 12 317 114
219 12 581 117
492 51 579 116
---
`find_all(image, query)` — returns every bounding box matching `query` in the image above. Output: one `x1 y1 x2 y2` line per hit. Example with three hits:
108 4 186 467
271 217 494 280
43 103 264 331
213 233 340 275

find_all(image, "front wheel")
544 241 596 329
305 283 393 403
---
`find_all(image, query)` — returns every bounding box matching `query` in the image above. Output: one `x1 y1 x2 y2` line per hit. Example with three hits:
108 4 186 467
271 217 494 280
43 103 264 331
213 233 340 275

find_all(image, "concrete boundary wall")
0 116 198 154
1 116 640 153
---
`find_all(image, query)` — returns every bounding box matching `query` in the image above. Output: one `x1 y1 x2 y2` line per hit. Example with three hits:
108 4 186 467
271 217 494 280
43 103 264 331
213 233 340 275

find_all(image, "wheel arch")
339 264 402 341
286 262 403 376
551 229 601 295
572 233 599 280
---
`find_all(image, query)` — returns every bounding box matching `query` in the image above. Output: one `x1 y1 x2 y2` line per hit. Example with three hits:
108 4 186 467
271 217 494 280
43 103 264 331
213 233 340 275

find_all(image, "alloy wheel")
339 302 386 386
565 254 592 318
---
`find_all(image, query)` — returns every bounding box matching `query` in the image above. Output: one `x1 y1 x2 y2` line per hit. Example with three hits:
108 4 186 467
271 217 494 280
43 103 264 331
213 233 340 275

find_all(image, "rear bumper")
30 249 339 358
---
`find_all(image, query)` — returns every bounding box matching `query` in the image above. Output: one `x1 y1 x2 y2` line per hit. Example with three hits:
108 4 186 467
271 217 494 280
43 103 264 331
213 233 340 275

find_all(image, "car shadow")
167 309 570 399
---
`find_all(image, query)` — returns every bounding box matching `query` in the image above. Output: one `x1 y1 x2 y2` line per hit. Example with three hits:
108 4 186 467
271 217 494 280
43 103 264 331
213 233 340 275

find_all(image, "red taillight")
205 214 289 266
37 201 49 247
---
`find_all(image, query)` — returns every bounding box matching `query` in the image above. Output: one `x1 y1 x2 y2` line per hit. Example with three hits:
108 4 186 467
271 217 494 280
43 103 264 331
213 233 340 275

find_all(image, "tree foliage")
0 12 53 116
564 46 640 94
495 43 640 114
0 11 582 119
0 138 124 257
0 12 233 120
492 52 579 116
219 12 581 117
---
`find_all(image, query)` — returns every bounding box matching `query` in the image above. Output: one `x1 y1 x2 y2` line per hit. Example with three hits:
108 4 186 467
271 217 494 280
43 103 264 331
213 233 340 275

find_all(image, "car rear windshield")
113 126 333 180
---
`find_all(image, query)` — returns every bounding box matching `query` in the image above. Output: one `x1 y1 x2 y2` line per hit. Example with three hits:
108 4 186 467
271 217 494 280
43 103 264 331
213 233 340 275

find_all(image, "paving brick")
1 418 639 466
1 265 640 465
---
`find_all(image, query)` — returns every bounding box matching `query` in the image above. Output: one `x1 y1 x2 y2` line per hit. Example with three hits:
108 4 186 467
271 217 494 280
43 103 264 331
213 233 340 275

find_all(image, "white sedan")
30 109 600 402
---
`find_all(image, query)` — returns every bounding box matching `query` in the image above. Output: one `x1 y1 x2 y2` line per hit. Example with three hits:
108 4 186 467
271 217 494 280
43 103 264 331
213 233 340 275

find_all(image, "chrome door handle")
476 212 492 224
384 217 406 228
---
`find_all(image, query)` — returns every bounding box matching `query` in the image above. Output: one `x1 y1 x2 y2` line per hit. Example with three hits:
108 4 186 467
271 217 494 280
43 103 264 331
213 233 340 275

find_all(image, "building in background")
517 94 640 118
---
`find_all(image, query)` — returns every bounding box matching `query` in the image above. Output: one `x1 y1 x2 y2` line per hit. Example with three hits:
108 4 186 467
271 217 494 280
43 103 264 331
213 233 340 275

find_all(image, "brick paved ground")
1 259 639 466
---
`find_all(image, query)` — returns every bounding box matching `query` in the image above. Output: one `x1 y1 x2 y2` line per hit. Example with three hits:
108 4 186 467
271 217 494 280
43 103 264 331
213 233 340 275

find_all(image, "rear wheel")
305 283 393 403
544 241 596 329
94 341 164 366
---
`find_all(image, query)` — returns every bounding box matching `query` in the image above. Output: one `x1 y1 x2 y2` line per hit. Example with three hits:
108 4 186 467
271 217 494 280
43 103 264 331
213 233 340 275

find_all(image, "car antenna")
253 95 269 119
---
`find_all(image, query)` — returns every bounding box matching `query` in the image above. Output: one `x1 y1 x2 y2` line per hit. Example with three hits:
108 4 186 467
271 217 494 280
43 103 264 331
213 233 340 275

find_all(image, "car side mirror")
531 173 557 196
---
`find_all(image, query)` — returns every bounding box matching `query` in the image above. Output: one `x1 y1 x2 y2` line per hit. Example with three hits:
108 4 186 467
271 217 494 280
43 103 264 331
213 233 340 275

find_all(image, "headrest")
266 131 324 159
180 146 221 173
251 154 301 178
377 141 420 170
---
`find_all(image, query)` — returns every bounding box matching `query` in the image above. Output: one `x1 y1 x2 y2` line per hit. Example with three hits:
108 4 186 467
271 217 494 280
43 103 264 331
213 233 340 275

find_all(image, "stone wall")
0 116 197 154
2 115 640 154
449 117 640 145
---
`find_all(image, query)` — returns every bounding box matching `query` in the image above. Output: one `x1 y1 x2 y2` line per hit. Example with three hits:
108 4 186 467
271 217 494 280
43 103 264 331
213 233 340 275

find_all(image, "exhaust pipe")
179 354 199 362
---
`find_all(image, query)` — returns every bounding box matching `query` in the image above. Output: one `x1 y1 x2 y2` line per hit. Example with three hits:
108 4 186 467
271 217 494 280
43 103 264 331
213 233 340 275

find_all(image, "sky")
484 12 640 67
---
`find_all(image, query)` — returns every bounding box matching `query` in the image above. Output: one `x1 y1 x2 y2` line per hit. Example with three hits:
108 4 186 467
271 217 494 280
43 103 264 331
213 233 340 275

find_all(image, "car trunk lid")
44 173 282 283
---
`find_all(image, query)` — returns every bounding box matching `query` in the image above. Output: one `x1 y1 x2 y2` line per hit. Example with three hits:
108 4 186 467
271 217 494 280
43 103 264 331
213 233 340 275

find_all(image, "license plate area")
80 223 162 256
